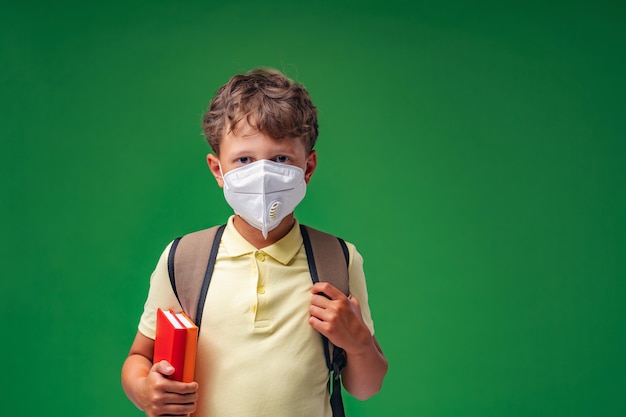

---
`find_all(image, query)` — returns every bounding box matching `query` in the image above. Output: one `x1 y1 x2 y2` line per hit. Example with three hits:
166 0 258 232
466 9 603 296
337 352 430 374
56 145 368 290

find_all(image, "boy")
121 68 388 417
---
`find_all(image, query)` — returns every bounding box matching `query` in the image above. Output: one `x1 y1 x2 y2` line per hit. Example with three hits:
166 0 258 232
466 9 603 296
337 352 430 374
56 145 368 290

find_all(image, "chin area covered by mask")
221 159 306 239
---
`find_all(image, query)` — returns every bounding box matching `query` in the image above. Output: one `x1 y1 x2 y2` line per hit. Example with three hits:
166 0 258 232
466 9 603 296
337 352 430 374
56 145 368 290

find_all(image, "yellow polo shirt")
138 216 375 417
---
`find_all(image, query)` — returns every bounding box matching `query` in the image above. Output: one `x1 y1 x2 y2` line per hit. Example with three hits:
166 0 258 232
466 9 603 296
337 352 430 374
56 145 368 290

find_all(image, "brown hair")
202 68 318 155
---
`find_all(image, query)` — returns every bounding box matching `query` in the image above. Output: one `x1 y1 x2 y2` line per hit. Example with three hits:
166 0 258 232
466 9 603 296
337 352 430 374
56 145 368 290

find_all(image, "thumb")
152 360 175 377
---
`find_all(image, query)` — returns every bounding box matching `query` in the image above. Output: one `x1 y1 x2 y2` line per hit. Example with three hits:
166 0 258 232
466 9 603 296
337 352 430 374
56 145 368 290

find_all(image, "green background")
1 0 624 416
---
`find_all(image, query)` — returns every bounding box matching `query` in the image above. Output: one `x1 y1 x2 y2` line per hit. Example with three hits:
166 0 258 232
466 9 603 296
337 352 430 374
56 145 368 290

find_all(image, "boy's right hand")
138 360 198 417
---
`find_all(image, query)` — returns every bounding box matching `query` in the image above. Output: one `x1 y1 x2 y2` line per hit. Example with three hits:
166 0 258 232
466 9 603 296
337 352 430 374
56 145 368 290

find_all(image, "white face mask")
221 159 307 239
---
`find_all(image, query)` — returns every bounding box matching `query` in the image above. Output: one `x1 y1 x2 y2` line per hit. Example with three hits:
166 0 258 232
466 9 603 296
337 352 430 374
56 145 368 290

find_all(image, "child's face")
207 120 317 188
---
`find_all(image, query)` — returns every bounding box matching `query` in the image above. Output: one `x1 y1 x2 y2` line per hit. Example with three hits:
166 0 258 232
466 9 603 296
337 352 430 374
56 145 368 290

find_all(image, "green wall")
1 1 624 416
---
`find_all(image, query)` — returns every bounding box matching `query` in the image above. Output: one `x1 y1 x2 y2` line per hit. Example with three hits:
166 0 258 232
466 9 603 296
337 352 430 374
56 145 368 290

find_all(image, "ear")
304 150 317 184
206 153 224 188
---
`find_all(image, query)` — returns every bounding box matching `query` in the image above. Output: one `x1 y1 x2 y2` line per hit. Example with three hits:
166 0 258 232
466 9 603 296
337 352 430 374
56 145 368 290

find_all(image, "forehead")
223 119 306 152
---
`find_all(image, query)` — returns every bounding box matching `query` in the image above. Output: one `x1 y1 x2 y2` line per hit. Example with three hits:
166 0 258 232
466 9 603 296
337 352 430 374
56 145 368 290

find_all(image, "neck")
233 214 296 249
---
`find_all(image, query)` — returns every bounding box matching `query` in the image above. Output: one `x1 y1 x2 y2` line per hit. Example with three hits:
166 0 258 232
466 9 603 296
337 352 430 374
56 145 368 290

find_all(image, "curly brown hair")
202 68 319 155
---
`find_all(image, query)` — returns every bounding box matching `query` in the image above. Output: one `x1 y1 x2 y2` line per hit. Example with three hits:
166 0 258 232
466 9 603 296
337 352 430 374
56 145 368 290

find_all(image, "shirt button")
256 252 266 261
258 286 266 294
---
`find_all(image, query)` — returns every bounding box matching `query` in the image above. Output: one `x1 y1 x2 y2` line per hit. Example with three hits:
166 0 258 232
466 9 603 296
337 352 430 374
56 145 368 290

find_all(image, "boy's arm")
340 335 387 400
309 282 388 400
121 331 198 417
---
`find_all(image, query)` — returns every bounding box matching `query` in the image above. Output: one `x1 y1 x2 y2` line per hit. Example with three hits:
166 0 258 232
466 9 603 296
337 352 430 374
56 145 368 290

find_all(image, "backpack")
167 223 350 417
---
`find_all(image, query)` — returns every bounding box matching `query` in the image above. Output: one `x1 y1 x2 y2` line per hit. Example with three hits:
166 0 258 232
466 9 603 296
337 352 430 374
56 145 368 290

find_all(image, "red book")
175 311 199 383
154 308 187 381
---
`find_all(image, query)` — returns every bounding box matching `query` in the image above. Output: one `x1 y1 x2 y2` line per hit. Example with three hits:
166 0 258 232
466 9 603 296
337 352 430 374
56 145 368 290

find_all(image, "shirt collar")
221 215 303 265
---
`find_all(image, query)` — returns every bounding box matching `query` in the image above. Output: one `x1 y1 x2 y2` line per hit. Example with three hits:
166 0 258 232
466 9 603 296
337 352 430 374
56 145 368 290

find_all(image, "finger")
166 380 199 395
309 316 341 346
153 388 197 417
310 292 333 308
311 282 346 300
309 315 329 335
161 400 197 416
152 360 175 377
309 301 343 330
309 304 330 321
164 389 198 404
150 361 199 395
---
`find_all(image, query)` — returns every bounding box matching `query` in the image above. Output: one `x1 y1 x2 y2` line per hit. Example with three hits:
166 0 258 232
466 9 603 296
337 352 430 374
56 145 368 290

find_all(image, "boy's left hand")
309 281 388 400
309 282 372 354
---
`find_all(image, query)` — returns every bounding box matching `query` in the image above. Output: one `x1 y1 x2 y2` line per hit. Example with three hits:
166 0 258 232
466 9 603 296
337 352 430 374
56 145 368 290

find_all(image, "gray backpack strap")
167 225 225 328
301 225 349 295
300 224 349 417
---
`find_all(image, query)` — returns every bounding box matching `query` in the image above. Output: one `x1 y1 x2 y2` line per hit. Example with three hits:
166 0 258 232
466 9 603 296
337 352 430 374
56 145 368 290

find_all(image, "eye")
273 155 289 163
236 156 251 164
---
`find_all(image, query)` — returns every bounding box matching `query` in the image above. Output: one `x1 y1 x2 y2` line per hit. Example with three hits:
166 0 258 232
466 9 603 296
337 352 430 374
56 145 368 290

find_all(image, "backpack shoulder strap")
300 225 349 295
300 224 349 417
167 225 226 328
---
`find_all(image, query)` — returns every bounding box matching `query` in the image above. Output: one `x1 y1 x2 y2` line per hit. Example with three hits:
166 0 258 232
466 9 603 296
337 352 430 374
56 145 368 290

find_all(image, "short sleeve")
137 241 184 339
345 242 375 335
